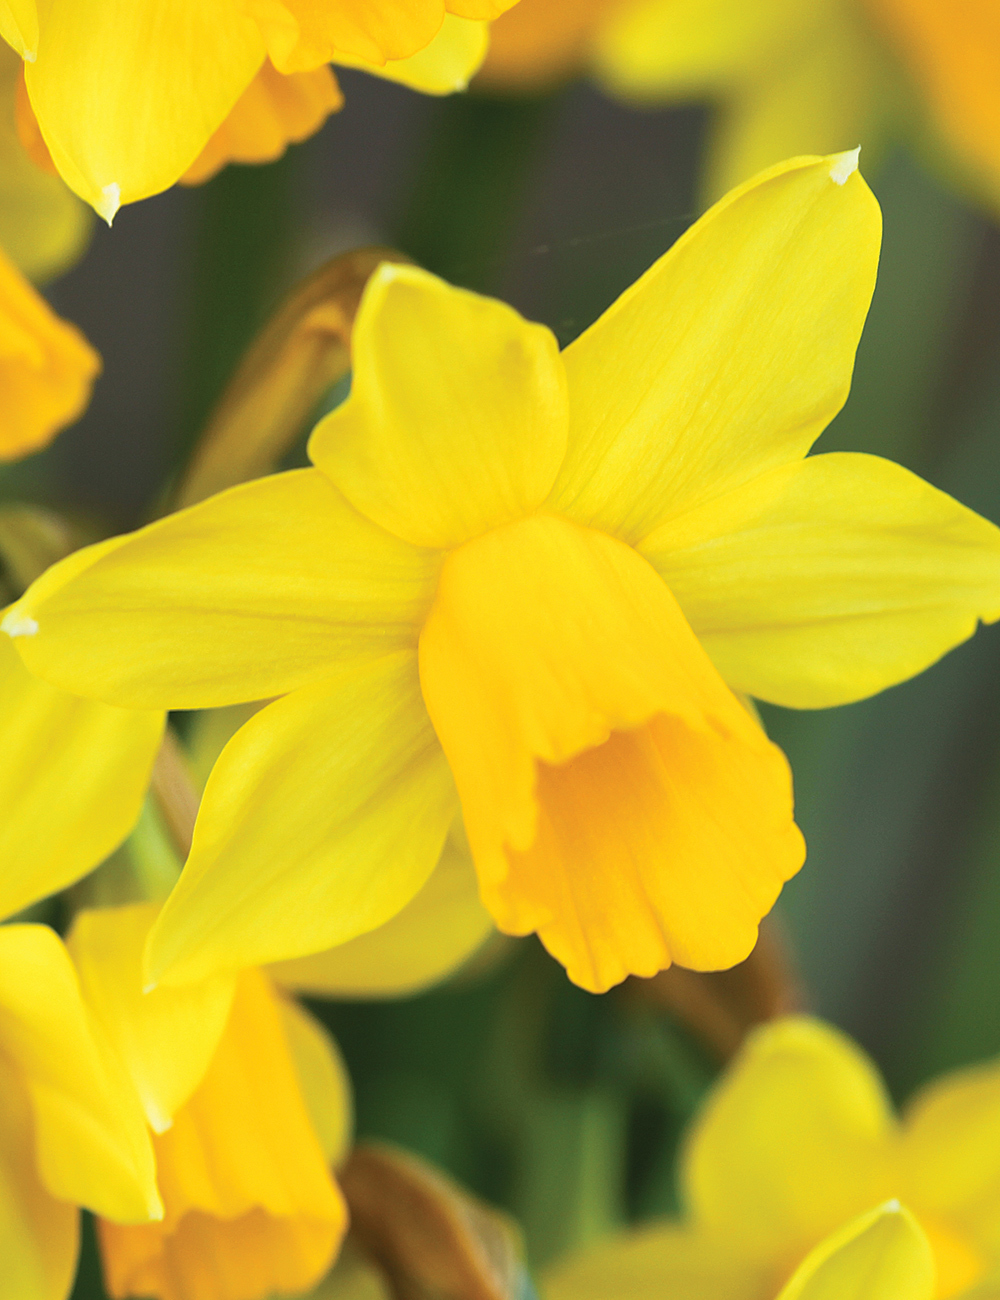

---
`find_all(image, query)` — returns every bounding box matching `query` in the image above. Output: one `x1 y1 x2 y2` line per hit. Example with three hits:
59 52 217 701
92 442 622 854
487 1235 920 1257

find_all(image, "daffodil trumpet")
8 152 1000 997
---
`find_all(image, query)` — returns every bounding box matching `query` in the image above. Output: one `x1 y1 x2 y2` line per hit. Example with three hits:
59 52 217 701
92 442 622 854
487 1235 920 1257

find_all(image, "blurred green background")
6 69 1000 1297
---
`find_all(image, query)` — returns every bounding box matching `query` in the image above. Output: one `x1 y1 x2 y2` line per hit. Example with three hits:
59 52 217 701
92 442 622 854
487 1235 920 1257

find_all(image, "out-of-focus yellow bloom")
0 922 161 1300
0 41 89 282
11 154 1000 994
0 240 100 461
549 1200 937 1300
481 0 1000 211
0 1 518 219
67 904 349 1300
545 1017 1000 1300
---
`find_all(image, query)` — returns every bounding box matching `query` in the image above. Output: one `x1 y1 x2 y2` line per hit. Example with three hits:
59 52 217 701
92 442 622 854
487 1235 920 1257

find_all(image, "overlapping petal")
0 1053 77 1300
146 652 458 988
548 153 881 544
642 453 1000 709
271 823 494 998
0 0 35 59
278 998 353 1165
0 925 160 1224
682 1018 893 1264
0 634 163 922
67 905 237 1135
346 14 489 94
419 514 802 992
310 263 568 550
6 469 440 710
23 0 265 214
777 1204 934 1300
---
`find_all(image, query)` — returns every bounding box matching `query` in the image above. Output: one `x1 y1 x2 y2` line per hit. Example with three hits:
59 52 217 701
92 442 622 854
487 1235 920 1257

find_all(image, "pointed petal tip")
829 147 861 186
1 608 38 638
97 183 121 226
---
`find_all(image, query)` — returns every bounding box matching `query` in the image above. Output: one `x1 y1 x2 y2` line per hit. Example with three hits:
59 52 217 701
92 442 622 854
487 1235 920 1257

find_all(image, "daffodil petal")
542 1224 758 1300
182 61 342 186
0 925 160 1224
270 822 494 998
25 0 264 213
0 0 36 59
0 242 100 461
777 1204 934 1300
340 15 488 94
899 1058 1000 1248
683 1017 893 1262
549 153 881 544
279 998 353 1166
476 0 618 91
642 453 1000 710
67 905 237 1135
146 652 458 988
8 469 440 709
309 263 568 550
0 633 163 922
0 44 91 283
0 1052 78 1300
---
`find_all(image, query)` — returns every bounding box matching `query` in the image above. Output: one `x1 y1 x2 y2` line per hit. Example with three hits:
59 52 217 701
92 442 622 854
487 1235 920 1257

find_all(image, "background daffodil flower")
9 153 1000 996
67 904 350 1300
545 1016 1000 1300
0 0 520 219
547 1200 937 1300
480 0 1000 214
0 238 100 462
0 923 161 1300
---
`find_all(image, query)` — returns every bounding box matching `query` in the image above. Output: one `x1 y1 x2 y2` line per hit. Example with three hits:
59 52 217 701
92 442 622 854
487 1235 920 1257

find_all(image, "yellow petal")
682 1017 893 1264
66 904 237 1135
309 262 568 550
700 13 891 204
641 453 1000 710
0 1053 78 1300
542 1223 759 1300
0 924 160 1224
0 634 163 921
548 152 881 545
899 1058 1000 1253
0 241 99 460
593 0 818 100
271 821 494 998
341 15 488 94
146 652 458 988
7 469 440 709
871 0 1000 199
777 1204 934 1300
0 0 36 59
98 969 346 1300
247 0 513 73
418 513 802 993
25 0 264 214
182 61 342 186
279 997 353 1166
0 46 91 283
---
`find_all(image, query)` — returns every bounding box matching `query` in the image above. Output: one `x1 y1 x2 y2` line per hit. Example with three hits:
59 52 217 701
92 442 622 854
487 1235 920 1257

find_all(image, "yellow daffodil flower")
546 1016 1000 1300
0 1 519 219
9 153 1000 995
67 904 349 1300
548 1200 937 1300
0 240 100 461
0 922 161 1300
481 0 1000 211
